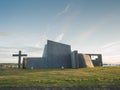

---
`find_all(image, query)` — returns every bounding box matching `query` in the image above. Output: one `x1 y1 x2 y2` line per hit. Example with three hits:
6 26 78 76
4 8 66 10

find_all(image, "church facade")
23 40 102 69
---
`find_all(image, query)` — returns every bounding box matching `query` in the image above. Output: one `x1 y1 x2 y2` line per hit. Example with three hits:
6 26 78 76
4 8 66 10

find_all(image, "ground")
0 66 120 88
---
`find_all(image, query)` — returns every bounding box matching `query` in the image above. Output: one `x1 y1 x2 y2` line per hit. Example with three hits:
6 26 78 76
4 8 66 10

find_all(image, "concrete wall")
71 51 79 68
83 55 94 68
23 57 47 69
78 54 86 68
78 54 94 68
46 40 72 68
23 40 72 69
42 45 47 58
87 54 103 66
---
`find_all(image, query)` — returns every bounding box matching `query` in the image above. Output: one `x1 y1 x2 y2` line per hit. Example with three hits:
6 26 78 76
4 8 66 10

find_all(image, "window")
91 55 98 60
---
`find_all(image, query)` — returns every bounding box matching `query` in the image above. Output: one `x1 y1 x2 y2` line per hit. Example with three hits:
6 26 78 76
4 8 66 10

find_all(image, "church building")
23 40 102 69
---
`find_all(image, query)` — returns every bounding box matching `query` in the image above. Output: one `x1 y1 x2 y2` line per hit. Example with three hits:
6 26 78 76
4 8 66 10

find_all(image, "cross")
13 50 27 69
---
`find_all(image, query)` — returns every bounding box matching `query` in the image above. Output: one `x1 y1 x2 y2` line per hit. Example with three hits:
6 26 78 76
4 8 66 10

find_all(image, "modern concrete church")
23 40 102 69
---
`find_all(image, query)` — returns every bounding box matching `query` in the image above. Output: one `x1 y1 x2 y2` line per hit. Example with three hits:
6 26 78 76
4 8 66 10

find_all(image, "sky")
0 0 120 64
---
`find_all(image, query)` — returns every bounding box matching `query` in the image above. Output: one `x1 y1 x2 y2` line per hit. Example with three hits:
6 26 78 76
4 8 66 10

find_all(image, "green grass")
0 67 120 88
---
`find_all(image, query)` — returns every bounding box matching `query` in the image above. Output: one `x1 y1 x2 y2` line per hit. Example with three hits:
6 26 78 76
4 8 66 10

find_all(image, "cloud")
0 34 48 63
79 15 112 40
0 47 21 63
80 29 95 39
101 41 120 49
100 41 120 54
0 46 44 63
56 4 70 17
35 35 48 48
98 41 120 64
103 55 120 64
79 28 97 41
0 33 49 63
80 25 102 40
0 32 11 38
54 33 64 42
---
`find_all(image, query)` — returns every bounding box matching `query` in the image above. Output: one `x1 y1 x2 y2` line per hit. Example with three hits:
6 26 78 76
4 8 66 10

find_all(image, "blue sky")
0 0 120 63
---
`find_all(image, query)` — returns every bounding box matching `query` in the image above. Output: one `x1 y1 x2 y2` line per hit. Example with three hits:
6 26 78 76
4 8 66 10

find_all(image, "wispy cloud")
98 41 120 64
56 4 70 17
54 33 64 42
100 41 120 54
79 15 112 40
80 29 95 39
0 32 11 38
103 55 120 64
0 34 48 63
35 35 48 48
0 46 44 63
101 41 120 49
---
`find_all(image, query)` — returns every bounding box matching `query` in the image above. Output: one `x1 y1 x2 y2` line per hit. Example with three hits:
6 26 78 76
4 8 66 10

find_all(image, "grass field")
0 66 120 88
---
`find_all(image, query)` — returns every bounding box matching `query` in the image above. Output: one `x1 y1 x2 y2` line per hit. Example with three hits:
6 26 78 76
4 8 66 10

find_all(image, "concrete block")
46 40 72 68
78 54 86 68
71 51 79 68
86 54 103 66
78 54 94 68
83 54 94 68
23 57 47 69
